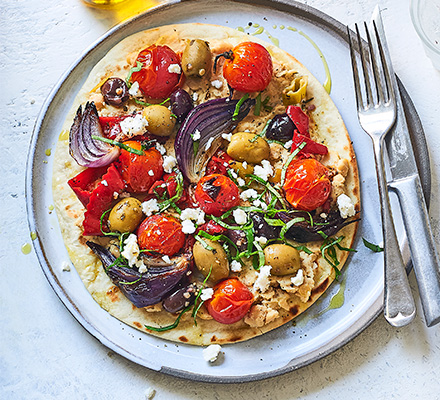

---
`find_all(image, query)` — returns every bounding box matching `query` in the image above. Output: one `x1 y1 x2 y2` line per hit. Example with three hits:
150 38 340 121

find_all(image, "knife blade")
372 6 440 327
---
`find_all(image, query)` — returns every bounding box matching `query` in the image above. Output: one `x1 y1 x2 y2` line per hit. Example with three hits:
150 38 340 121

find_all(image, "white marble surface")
1 0 440 398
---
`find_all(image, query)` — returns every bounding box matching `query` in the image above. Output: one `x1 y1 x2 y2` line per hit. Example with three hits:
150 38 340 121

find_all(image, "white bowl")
410 0 440 69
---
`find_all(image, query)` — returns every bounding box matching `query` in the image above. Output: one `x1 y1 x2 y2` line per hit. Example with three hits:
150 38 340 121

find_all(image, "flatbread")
52 23 359 345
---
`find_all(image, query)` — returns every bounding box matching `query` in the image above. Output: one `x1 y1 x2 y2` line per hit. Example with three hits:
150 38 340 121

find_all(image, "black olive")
101 77 129 107
250 212 280 240
162 284 197 313
170 88 193 123
265 113 296 142
226 229 248 252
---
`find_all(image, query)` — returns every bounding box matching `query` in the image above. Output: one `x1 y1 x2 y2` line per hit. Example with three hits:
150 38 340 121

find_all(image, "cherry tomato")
131 45 182 100
148 172 188 205
194 174 240 216
283 158 331 211
206 278 254 324
205 149 233 176
137 214 185 256
220 42 273 93
118 140 164 193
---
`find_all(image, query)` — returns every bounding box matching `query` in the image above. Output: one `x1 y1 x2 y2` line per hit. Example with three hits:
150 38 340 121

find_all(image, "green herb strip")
254 93 262 116
125 61 143 88
91 135 145 156
158 171 184 212
232 93 250 121
280 141 307 187
133 97 170 107
362 238 384 252
250 119 271 143
280 217 306 241
248 174 286 208
253 241 265 270
191 267 213 326
145 304 192 332
194 235 214 251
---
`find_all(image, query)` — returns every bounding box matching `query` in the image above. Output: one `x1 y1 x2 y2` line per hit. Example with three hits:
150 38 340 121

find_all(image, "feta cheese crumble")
253 159 273 181
221 133 232 141
128 81 141 97
168 63 181 74
162 255 172 264
155 143 167 155
101 179 108 187
233 208 247 225
200 288 214 301
181 219 196 234
148 170 154 176
284 140 293 150
255 236 268 246
230 259 242 272
162 155 177 173
192 129 201 141
253 265 272 293
240 189 259 202
180 208 205 225
205 136 215 151
61 261 71 272
291 269 304 286
120 114 148 136
337 194 356 219
121 234 145 271
141 198 159 216
192 92 199 101
203 344 222 362
252 199 267 210
211 79 223 89
237 177 246 187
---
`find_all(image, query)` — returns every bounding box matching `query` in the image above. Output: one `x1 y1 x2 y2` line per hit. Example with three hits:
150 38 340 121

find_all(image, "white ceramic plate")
26 0 430 383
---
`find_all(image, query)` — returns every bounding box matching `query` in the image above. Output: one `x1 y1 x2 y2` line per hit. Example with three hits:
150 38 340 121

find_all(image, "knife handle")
389 175 440 327
374 137 416 327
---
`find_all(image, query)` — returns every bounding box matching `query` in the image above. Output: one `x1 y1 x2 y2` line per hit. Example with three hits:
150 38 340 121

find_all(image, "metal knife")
372 6 440 327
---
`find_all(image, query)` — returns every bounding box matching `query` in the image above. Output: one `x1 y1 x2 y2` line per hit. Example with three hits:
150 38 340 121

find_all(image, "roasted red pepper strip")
197 220 226 235
286 105 310 137
68 166 109 207
82 164 125 236
98 116 128 139
292 131 328 156
205 149 233 176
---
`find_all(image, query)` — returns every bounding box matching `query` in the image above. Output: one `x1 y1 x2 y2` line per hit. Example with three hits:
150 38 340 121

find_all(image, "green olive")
193 239 229 283
181 39 212 78
263 244 301 276
227 132 270 164
108 197 143 233
142 105 176 136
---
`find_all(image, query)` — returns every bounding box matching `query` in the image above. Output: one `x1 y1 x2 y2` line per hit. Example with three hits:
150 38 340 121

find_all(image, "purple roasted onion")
86 241 189 308
174 96 255 183
69 102 120 168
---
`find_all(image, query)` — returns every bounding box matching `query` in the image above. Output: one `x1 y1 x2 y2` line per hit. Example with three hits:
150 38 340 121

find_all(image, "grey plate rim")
25 0 430 383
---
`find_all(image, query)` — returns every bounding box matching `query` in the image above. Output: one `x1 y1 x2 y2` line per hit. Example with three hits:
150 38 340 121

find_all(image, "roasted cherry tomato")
194 174 240 216
217 42 273 93
206 278 254 324
137 214 185 256
205 149 233 176
148 172 188 205
283 158 331 211
118 140 164 193
131 45 182 100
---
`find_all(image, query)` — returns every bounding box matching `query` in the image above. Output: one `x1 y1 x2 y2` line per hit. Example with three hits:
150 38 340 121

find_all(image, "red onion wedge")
174 97 255 183
69 102 120 168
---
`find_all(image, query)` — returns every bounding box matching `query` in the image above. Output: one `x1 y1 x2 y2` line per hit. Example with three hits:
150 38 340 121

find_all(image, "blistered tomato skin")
118 141 164 193
222 42 273 93
131 45 182 100
283 158 331 211
194 174 240 216
206 278 254 324
137 214 185 256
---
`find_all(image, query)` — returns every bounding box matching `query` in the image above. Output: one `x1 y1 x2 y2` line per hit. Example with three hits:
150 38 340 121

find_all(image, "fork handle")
373 136 416 326
389 176 440 327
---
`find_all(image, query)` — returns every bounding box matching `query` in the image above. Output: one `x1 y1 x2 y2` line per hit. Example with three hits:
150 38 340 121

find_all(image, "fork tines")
348 21 395 111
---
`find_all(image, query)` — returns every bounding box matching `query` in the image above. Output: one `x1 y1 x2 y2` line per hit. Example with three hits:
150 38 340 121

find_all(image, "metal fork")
348 22 416 327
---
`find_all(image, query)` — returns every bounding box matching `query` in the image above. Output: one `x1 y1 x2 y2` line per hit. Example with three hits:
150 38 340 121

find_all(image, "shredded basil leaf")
194 235 214 250
91 135 145 156
145 304 192 332
250 119 271 143
280 141 307 187
133 97 170 107
253 241 265 270
362 238 384 252
125 61 143 88
280 217 306 241
232 93 250 121
254 92 262 116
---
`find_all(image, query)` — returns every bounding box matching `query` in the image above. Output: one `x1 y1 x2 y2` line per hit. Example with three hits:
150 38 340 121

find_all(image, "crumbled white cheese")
168 63 181 74
148 170 154 176
337 194 356 219
284 140 293 150
192 92 199 101
121 234 144 270
252 199 267 210
162 255 172 264
145 387 156 400
192 129 201 141
163 155 177 173
230 260 242 272
141 198 159 216
237 178 246 187
233 208 247 225
119 114 148 136
242 161 248 169
101 179 108 187
240 189 258 202
113 191 119 199
200 288 214 301
180 208 205 225
230 170 238 179
255 236 268 246
155 143 167 155
253 265 272 293
320 213 328 219
128 81 141 97
61 261 71 272
253 159 273 181
205 136 215 150
211 79 223 89
222 133 232 141
203 344 222 362
181 219 196 234
291 269 304 286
